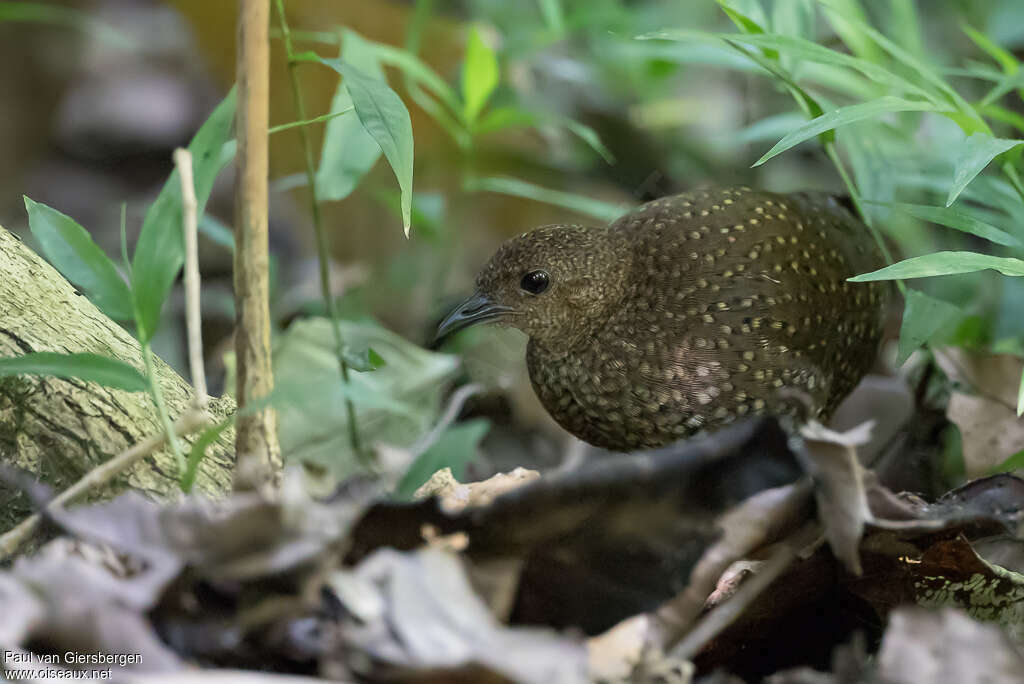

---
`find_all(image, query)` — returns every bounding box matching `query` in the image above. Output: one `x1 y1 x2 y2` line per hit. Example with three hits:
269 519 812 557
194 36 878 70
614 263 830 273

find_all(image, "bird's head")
437 225 629 346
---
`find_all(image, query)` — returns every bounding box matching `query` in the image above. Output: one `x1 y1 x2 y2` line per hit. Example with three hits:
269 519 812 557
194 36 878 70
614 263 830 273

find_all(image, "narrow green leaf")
720 33 936 102
23 197 133 320
962 24 1019 75
715 0 768 34
343 346 387 372
754 98 942 167
537 0 565 35
198 215 235 252
465 176 629 223
896 290 961 365
947 133 1023 206
882 202 1022 247
461 25 499 124
990 447 1024 474
475 107 614 162
316 57 415 236
0 352 148 392
771 0 814 38
131 90 237 342
181 418 233 492
363 44 464 122
396 419 490 499
849 251 1024 282
0 2 132 48
318 29 385 202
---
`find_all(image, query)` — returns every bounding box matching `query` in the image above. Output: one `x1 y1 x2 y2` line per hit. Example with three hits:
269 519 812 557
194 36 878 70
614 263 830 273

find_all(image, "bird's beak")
435 291 513 342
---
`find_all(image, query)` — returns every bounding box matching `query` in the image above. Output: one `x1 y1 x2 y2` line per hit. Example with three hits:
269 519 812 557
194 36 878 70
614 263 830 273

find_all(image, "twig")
0 410 211 560
174 148 208 407
234 0 280 492
669 524 810 661
651 478 813 651
407 383 482 460
272 0 363 459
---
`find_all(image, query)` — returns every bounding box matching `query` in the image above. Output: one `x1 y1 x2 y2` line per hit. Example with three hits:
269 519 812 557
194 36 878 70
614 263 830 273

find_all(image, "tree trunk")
0 224 235 534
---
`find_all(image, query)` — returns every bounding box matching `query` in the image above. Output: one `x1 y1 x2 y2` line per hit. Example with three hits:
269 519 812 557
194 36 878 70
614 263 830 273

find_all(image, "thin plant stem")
824 141 907 296
0 409 210 560
272 0 362 458
268 106 353 135
174 147 208 407
142 342 186 474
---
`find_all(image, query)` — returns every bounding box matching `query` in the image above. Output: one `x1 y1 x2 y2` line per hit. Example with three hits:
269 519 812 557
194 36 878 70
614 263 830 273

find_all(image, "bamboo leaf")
316 57 415 236
754 97 942 167
461 25 499 124
882 201 1022 247
849 251 1024 281
0 352 148 392
318 29 385 202
23 197 133 320
131 90 237 342
897 290 961 365
947 133 1023 206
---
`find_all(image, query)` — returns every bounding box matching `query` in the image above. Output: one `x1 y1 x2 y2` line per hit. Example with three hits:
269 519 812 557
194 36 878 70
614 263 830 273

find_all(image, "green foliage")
317 30 386 203
132 90 237 343
947 134 1023 206
274 318 459 480
0 352 148 392
461 25 500 125
396 418 491 499
23 197 133 321
312 56 415 236
897 291 962 365
850 252 1024 281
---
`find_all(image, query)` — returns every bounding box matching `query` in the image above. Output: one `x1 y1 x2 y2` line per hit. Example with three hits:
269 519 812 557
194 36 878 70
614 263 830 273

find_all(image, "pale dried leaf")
877 607 1024 684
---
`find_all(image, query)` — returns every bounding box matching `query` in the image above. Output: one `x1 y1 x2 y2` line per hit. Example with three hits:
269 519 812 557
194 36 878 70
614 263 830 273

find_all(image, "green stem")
142 342 185 475
824 141 907 296
268 106 353 135
273 0 363 458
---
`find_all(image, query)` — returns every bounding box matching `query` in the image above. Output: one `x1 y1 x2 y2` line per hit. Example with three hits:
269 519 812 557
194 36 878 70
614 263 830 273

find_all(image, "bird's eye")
520 269 550 295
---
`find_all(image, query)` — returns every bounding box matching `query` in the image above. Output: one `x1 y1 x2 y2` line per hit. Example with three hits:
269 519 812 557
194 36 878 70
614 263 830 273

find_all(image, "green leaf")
0 352 148 392
465 176 629 223
754 97 943 167
343 345 387 372
316 57 415 236
131 90 237 343
198 215 235 252
716 0 768 34
475 107 614 162
396 418 490 499
720 33 936 102
0 2 132 48
849 251 1024 282
881 202 1022 247
962 24 1019 75
180 418 233 492
990 447 1024 474
896 290 961 365
946 134 1024 206
461 25 500 125
23 197 133 320
318 29 385 202
274 318 459 480
365 44 464 122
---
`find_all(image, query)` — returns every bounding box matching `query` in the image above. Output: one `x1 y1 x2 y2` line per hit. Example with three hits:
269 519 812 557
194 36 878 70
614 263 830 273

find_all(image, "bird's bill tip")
435 291 511 342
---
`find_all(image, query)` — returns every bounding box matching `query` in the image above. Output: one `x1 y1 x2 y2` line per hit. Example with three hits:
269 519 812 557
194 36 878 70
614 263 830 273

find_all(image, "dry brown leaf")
947 392 1024 477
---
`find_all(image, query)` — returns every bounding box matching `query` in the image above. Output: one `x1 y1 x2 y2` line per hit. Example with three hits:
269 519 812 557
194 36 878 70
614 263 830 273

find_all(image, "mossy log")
0 224 235 534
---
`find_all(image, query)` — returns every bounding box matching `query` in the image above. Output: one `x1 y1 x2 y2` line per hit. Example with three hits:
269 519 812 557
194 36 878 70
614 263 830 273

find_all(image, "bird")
436 187 888 452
